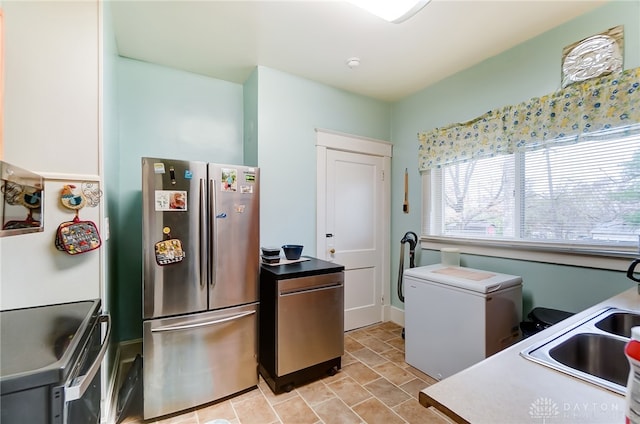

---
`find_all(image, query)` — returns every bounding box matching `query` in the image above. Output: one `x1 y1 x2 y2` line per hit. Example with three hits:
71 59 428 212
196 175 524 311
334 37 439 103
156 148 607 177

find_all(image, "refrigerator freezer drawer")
142 303 258 420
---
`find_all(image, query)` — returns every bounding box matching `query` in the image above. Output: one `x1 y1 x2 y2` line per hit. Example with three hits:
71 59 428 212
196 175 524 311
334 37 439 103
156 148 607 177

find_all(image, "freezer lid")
403 264 522 293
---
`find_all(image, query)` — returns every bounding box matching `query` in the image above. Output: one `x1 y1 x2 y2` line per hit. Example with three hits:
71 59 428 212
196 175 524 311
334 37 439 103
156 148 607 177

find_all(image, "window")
419 67 640 264
428 132 640 251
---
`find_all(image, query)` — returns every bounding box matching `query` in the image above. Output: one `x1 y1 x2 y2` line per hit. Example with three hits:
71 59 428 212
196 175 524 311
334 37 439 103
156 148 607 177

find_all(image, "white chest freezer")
404 264 522 380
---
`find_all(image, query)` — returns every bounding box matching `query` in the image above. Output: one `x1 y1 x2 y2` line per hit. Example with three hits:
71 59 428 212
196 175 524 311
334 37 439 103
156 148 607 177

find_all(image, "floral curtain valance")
417 67 640 171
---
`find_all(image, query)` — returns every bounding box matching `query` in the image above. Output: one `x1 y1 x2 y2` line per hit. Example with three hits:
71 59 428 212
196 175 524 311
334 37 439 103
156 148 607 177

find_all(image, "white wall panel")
0 1 101 310
1 177 101 310
3 0 99 175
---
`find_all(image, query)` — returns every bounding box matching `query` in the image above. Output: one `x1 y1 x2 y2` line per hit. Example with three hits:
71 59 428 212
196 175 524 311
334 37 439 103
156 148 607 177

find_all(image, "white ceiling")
110 0 609 102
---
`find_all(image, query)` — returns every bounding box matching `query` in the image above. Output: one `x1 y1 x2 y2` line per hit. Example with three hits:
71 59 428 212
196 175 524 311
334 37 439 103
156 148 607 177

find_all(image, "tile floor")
120 321 452 424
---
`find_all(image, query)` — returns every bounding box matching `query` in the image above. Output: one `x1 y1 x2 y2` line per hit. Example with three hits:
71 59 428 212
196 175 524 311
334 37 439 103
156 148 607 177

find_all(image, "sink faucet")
630 261 640 293
630 236 640 292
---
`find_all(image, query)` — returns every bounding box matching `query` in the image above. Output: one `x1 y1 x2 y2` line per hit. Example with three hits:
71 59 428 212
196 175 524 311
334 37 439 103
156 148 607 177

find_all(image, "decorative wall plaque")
561 25 623 87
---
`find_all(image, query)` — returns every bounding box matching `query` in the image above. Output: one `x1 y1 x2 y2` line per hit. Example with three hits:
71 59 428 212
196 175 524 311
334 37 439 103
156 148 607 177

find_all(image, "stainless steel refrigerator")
141 157 260 420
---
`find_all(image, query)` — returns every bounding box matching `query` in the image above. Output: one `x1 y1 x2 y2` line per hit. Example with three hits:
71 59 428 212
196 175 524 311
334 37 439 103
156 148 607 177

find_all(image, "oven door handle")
65 314 111 402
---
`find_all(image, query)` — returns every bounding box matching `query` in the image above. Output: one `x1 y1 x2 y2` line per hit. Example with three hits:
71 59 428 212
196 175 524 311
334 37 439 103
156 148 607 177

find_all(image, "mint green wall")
109 0 640 341
110 62 389 342
114 58 244 341
390 0 639 314
243 69 259 167
255 66 391 251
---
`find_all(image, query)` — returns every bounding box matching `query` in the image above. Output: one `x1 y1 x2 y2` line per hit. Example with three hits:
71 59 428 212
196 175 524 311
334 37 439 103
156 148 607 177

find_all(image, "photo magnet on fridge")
221 168 238 192
153 163 166 174
155 190 187 211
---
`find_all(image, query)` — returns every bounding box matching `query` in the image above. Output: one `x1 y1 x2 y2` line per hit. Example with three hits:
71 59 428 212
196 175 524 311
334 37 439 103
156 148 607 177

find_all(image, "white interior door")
326 149 384 331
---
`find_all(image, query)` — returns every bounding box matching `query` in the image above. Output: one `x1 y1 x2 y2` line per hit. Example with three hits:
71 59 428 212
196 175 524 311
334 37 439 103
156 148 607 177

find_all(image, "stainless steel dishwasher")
259 257 344 393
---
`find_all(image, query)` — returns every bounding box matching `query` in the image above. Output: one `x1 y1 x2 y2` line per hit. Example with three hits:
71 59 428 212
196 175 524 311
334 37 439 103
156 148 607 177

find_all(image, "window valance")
417 67 640 171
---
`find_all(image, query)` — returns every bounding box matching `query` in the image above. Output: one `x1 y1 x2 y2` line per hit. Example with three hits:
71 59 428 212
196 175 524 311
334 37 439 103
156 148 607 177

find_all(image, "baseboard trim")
389 305 405 327
119 338 143 362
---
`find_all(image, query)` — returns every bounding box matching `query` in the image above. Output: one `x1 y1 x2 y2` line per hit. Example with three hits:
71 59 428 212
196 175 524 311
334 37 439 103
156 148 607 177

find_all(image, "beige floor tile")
346 327 372 341
319 367 347 385
430 406 457 423
296 379 336 406
406 366 439 384
117 321 445 424
380 348 407 366
357 335 394 354
363 377 411 408
154 410 199 424
350 347 389 368
366 326 401 342
259 376 299 406
344 335 365 352
196 400 237 423
326 375 373 406
342 362 382 385
372 362 416 386
312 398 363 424
342 351 358 366
385 337 406 352
376 321 403 332
352 397 406 424
272 395 320 424
393 399 451 424
232 394 278 424
229 386 263 405
399 378 430 400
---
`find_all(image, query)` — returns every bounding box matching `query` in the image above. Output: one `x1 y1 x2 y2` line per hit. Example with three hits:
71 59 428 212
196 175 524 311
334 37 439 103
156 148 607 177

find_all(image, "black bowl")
282 244 303 260
261 255 280 264
261 246 281 256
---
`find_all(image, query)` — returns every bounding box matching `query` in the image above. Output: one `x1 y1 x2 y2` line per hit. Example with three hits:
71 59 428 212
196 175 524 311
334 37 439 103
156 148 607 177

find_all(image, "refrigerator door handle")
200 178 207 288
209 178 217 289
150 310 256 333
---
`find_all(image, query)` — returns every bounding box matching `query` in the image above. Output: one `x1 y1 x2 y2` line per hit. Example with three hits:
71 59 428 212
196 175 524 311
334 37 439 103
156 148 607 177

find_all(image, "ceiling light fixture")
346 0 432 24
346 57 361 69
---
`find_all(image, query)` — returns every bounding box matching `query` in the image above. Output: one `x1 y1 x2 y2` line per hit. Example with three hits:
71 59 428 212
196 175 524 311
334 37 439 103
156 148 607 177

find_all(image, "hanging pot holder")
154 227 186 266
55 216 102 255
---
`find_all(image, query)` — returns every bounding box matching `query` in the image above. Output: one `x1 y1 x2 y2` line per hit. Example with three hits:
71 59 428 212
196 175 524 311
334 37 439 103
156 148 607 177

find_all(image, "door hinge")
381 170 385 181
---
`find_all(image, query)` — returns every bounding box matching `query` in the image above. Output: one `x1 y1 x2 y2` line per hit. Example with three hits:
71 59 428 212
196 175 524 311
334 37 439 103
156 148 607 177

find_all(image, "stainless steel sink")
549 333 628 387
521 307 639 395
595 312 640 338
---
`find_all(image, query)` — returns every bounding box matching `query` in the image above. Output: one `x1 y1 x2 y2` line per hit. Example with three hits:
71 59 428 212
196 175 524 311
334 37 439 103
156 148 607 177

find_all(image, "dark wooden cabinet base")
259 357 341 394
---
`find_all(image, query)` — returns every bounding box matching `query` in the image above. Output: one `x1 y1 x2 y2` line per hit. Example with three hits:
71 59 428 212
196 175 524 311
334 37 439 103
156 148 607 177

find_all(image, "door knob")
329 248 335 254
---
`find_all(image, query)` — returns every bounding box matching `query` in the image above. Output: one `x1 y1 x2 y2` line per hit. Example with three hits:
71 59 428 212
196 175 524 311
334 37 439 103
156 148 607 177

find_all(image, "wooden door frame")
315 128 392 323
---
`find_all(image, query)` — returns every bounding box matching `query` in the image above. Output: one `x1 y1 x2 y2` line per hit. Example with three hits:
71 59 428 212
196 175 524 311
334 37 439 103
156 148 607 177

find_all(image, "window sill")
420 236 637 272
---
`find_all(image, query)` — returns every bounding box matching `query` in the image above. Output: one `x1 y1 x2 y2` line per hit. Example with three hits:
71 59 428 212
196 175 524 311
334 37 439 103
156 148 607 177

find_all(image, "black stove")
0 299 109 424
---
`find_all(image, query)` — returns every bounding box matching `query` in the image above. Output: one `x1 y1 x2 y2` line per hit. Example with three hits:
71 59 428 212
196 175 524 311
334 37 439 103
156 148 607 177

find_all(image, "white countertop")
419 287 640 424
